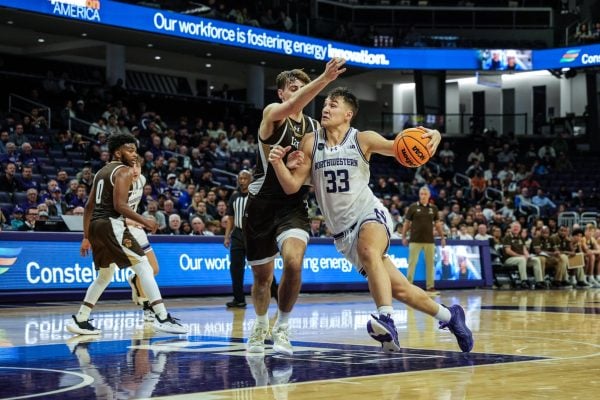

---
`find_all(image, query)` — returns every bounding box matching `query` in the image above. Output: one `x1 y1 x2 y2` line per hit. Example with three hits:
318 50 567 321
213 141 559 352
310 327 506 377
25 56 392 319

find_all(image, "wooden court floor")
0 288 599 399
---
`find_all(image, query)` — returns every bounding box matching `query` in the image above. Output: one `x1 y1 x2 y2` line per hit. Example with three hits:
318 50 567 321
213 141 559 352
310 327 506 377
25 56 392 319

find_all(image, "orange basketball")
393 128 431 168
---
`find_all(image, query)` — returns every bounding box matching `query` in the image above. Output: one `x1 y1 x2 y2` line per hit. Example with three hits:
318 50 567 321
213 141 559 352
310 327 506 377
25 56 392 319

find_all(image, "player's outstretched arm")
358 126 442 159
260 58 346 141
268 140 313 195
81 184 96 256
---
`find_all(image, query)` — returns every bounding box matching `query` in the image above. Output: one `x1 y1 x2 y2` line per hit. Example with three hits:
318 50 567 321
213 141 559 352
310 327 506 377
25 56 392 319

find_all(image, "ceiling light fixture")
205 63 212 68
37 38 45 43
154 55 161 60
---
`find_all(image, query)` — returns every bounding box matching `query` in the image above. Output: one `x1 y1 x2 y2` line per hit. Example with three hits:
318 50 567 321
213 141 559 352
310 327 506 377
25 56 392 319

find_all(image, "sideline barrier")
0 233 492 301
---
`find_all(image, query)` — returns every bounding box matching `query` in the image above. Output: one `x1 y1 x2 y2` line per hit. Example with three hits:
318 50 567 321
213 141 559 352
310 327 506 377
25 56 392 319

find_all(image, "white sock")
275 310 290 327
377 305 394 317
77 264 116 321
434 304 452 323
75 304 93 323
152 303 168 320
255 313 269 327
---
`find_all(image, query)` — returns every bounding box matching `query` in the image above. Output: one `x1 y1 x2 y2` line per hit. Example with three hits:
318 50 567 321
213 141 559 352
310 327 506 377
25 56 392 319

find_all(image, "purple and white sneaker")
367 314 401 352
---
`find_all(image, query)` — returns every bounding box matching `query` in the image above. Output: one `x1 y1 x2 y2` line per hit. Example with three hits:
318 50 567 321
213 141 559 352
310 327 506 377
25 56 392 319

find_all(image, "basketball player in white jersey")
126 155 160 322
268 87 474 352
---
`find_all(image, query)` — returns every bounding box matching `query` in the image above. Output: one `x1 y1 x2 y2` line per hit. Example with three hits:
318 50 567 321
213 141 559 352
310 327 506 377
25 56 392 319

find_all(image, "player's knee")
283 253 303 272
357 246 380 266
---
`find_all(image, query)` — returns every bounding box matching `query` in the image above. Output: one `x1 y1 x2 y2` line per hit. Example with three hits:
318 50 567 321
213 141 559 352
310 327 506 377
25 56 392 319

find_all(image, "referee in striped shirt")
224 170 252 308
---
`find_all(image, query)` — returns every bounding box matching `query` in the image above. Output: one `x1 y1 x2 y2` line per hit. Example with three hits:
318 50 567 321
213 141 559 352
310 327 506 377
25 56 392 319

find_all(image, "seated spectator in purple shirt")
150 171 168 198
17 164 41 192
18 143 39 167
55 170 70 193
20 188 39 212
68 184 88 208
0 162 18 192
0 142 19 166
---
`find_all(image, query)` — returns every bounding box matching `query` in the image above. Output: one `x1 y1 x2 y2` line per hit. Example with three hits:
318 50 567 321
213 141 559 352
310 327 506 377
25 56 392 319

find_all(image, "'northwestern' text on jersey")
311 127 376 234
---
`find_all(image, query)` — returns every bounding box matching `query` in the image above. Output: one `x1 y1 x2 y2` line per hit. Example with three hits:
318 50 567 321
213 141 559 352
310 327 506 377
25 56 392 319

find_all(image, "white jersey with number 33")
311 127 380 235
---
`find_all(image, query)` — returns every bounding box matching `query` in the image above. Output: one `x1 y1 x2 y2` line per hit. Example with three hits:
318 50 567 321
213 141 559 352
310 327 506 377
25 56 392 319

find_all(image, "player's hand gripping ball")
393 128 431 168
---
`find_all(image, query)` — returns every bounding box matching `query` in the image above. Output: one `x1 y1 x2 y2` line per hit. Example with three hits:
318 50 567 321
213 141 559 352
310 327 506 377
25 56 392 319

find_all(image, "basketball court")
1 289 599 399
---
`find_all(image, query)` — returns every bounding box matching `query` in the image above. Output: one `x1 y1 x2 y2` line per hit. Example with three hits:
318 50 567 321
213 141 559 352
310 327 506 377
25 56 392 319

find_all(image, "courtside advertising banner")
0 233 489 294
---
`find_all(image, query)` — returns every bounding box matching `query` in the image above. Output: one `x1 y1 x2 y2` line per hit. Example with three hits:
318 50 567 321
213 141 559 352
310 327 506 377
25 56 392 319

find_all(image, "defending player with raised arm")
68 133 186 336
268 87 474 353
244 58 346 356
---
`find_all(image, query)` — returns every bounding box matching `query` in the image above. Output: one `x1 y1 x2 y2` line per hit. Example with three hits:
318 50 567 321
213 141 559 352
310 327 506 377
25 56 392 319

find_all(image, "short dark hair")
276 69 311 90
327 87 359 118
108 133 137 154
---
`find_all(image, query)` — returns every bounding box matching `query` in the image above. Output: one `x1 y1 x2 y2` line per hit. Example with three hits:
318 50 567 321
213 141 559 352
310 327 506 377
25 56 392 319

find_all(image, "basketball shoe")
367 314 401 352
439 304 474 353
271 324 293 356
142 302 156 323
66 315 101 336
153 314 187 334
247 323 269 354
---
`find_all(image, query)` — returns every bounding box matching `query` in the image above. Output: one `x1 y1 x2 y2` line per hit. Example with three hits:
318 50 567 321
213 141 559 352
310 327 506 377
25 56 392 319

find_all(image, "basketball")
393 128 431 168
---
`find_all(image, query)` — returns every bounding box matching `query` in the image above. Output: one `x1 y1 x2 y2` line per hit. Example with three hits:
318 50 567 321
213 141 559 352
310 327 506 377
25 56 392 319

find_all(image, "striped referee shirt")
227 191 249 229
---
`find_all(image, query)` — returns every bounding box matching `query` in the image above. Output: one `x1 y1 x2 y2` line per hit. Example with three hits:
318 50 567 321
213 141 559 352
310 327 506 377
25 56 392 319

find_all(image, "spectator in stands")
20 188 39 211
502 221 545 289
143 200 167 232
0 130 9 153
438 141 455 162
19 143 38 167
496 143 516 165
165 214 184 235
68 184 88 208
88 117 108 137
0 142 19 165
467 147 485 164
278 11 293 32
215 199 228 221
30 108 48 133
178 183 196 211
9 206 24 230
18 207 39 231
190 216 213 235
245 134 258 154
531 189 556 217
0 162 18 192
228 130 248 153
458 224 474 240
205 190 219 219
9 124 26 147
78 166 94 193
150 172 167 197
17 165 40 192
181 220 192 235
64 179 80 204
470 171 486 203
162 199 177 219
46 188 67 217
309 216 324 237
575 22 594 43
592 21 600 40
188 200 214 224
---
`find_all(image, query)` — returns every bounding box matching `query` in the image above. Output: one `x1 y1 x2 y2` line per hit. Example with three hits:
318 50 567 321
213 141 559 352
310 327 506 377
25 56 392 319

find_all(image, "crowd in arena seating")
2 56 600 289
574 21 600 44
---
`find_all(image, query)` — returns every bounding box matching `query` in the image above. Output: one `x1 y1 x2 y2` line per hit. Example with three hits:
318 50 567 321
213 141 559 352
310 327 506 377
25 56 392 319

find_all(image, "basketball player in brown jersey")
244 58 346 356
66 133 187 336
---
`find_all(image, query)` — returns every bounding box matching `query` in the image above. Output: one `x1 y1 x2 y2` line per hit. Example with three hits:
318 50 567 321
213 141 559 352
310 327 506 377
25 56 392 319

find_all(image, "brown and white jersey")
250 114 319 200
